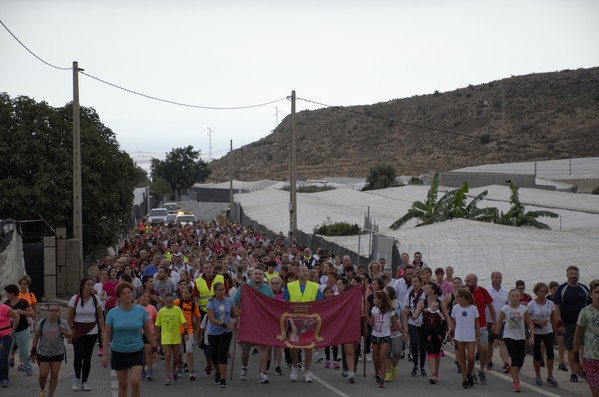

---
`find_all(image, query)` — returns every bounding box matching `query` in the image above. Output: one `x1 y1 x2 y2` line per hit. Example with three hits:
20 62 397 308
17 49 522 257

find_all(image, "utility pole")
207 127 213 162
274 106 280 130
229 139 233 219
72 61 83 280
289 91 297 238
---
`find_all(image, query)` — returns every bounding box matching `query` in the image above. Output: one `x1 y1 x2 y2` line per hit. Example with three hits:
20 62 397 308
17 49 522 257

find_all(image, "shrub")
313 219 361 236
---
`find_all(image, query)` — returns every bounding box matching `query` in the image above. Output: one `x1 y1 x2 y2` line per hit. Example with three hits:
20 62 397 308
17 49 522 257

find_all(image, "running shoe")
173 371 178 381
18 363 25 372
333 361 340 370
546 376 558 387
378 379 386 388
342 370 348 378
462 380 469 389
219 379 228 388
72 379 81 391
146 371 154 381
570 374 578 383
240 367 248 381
535 375 542 386
558 362 568 371
471 373 478 384
290 367 298 382
420 368 427 377
259 372 270 384
182 362 189 373
215 372 221 384
408 353 413 362
467 374 474 387
513 382 521 392
429 377 436 384
502 363 512 373
189 371 196 381
391 366 398 379
275 366 283 376
486 361 493 370
385 372 391 382
315 352 324 362
478 371 487 385
325 360 331 368
164 377 172 386
411 367 418 377
81 382 91 391
141 371 147 381
303 371 313 383
348 371 356 383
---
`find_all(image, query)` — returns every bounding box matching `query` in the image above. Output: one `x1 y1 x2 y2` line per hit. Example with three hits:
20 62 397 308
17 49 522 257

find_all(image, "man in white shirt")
485 271 510 372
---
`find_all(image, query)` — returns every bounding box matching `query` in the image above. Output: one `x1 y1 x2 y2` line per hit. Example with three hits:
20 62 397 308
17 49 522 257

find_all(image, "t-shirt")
102 280 119 309
68 294 101 335
405 289 425 327
105 304 147 353
154 278 176 310
232 281 274 306
451 304 479 342
18 291 37 306
501 304 528 340
371 306 395 338
0 303 12 338
554 283 592 325
93 283 106 310
143 304 157 334
206 297 234 336
9 298 31 332
36 319 70 357
527 299 555 335
577 305 599 360
155 306 186 345
472 287 493 327
173 299 200 334
485 285 509 324
390 299 404 338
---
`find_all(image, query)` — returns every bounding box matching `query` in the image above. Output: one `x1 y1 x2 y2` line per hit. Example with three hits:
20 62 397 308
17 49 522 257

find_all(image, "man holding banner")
283 265 324 383
232 267 274 384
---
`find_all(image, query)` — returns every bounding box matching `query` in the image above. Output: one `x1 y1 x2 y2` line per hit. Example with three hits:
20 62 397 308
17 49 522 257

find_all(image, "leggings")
208 332 232 365
325 345 339 361
533 333 554 361
408 324 426 368
504 338 526 368
73 334 97 382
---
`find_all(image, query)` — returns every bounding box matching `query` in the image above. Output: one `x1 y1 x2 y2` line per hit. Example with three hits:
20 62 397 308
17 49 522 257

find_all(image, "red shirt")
472 287 493 327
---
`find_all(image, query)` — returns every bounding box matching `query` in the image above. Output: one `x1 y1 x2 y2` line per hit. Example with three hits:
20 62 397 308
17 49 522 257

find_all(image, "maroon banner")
238 285 362 348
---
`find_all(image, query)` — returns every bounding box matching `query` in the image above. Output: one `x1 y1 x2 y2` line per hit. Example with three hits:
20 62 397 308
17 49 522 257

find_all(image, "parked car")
163 202 179 214
147 208 168 224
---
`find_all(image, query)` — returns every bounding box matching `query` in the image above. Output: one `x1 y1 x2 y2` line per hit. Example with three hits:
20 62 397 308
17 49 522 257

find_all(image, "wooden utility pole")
289 91 297 237
229 139 234 218
72 61 83 280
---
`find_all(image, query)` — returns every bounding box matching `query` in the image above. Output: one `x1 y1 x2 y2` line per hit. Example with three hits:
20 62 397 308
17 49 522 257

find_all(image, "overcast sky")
2 0 598 163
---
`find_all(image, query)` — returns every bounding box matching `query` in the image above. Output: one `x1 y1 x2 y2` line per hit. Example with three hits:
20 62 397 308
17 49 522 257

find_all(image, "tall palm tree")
495 183 558 229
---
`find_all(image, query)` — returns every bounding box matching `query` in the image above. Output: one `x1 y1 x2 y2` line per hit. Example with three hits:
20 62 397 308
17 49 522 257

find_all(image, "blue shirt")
106 304 148 353
143 264 157 278
207 297 234 336
232 281 274 306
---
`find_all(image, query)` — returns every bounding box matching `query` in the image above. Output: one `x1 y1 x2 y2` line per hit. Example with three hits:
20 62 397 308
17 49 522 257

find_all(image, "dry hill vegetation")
208 68 599 182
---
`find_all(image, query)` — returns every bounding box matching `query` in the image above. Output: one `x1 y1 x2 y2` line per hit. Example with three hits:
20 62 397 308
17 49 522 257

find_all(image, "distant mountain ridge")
207 67 599 182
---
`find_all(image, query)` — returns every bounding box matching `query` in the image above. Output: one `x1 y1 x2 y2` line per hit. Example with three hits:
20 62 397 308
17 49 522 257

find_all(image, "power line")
1 18 287 110
297 97 583 158
80 70 287 110
0 19 71 71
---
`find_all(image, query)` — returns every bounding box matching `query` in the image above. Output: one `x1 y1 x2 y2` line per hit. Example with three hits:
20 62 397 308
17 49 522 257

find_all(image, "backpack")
39 317 67 363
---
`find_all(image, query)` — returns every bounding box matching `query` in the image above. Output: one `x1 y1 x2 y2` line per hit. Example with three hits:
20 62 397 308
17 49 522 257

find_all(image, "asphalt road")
177 200 229 222
11 340 588 397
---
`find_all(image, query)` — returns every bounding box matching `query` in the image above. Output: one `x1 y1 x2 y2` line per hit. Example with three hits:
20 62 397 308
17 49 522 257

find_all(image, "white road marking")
310 372 352 397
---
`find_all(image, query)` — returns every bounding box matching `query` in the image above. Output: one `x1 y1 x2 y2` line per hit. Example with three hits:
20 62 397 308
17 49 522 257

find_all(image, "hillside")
208 68 599 182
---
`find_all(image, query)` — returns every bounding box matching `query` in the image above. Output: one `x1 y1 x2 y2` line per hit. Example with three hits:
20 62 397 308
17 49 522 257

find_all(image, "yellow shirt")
155 306 186 345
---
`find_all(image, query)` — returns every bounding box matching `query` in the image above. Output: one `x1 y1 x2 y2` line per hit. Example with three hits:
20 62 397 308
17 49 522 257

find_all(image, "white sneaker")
259 372 270 384
366 353 372 362
290 367 298 382
315 352 324 363
240 367 248 381
72 379 81 391
348 371 356 383
81 382 91 391
303 371 313 383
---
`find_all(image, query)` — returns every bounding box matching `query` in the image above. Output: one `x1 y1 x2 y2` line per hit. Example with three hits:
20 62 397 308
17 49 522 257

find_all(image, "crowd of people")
0 217 598 396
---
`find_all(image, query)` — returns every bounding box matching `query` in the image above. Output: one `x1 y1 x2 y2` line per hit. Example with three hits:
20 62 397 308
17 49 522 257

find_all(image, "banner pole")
230 329 238 381
362 283 367 378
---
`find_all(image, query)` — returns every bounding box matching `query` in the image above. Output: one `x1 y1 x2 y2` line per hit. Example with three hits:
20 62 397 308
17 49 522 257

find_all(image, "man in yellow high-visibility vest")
283 265 323 383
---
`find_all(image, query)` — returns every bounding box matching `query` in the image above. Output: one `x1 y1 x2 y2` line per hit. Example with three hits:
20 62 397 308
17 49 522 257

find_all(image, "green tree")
150 146 211 192
494 183 558 229
390 172 496 229
0 93 139 257
363 163 397 191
